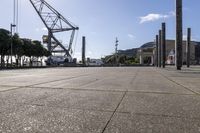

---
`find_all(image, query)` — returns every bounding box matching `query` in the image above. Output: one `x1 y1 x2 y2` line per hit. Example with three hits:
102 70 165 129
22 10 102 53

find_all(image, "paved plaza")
0 67 200 133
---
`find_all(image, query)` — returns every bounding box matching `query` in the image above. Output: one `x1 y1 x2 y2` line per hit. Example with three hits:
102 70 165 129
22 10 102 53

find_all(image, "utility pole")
176 0 183 70
156 35 159 67
13 0 18 33
158 30 162 68
82 36 86 66
115 38 119 65
186 28 191 68
10 24 16 67
162 23 166 68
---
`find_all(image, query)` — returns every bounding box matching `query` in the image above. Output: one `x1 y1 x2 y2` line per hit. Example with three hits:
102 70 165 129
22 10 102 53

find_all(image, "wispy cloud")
128 34 135 41
139 11 175 24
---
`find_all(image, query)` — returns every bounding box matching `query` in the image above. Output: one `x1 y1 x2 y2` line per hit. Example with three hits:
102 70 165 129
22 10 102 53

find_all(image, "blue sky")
1 0 200 59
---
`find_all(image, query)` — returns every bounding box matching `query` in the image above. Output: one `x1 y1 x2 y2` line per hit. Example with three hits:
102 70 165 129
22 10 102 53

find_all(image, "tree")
12 33 24 66
0 28 51 68
0 29 10 68
22 39 33 66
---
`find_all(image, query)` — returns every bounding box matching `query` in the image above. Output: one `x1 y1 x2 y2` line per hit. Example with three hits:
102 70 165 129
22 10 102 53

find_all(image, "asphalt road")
0 67 200 133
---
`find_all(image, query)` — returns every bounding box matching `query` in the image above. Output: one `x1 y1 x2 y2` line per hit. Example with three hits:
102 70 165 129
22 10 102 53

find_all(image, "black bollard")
82 36 86 66
156 35 159 67
159 30 162 68
186 28 191 68
162 23 166 68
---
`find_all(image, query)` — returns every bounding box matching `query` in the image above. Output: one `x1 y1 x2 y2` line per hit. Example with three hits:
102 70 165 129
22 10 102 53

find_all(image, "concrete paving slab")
0 105 112 133
0 88 59 112
118 92 200 119
33 76 100 89
169 77 200 94
0 67 200 133
130 77 194 94
104 112 200 133
0 75 78 87
81 77 134 91
129 68 194 94
31 89 124 112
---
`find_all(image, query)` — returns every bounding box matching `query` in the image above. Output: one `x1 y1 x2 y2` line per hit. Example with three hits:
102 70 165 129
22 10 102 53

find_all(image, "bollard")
82 36 86 66
186 28 191 68
156 35 159 67
162 23 166 68
159 30 162 68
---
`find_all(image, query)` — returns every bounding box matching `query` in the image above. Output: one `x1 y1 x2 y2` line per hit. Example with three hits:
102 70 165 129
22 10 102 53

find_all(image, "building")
138 40 199 65
138 42 155 65
86 58 103 66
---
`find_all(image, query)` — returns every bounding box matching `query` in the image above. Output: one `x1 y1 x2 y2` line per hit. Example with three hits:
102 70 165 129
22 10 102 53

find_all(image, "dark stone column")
156 35 159 67
48 31 52 53
82 36 86 66
186 28 191 68
159 30 162 68
176 0 183 70
162 23 166 68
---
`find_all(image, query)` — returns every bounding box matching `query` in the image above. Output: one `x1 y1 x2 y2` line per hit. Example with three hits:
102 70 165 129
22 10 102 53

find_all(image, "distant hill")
140 42 155 48
117 40 200 59
118 48 138 57
117 42 155 58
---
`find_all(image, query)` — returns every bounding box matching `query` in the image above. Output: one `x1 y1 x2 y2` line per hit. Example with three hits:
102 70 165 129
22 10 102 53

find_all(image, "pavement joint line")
1 85 197 96
127 90 198 96
77 79 101 88
0 74 92 93
115 111 200 120
0 85 22 87
101 91 127 133
22 86 199 96
28 74 92 87
27 86 128 92
157 70 200 95
28 103 116 113
0 87 21 93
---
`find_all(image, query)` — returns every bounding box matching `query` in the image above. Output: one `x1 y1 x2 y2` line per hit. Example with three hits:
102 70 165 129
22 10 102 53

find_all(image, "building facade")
138 40 198 65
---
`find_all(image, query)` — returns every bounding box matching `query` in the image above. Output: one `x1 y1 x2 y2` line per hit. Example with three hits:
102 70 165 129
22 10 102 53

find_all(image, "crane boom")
29 0 79 57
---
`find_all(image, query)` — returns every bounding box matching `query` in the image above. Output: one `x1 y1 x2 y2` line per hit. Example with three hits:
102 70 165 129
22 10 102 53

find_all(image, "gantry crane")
29 0 79 60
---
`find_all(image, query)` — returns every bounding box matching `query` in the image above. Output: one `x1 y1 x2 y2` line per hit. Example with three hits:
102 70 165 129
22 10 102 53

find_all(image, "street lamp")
10 23 16 67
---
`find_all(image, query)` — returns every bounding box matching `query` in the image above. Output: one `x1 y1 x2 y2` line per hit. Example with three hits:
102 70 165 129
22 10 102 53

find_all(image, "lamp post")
115 38 119 66
10 23 16 67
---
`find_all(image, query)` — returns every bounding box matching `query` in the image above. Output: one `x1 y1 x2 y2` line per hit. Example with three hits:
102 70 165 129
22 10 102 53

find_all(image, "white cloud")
128 34 135 39
139 11 175 24
128 34 136 41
